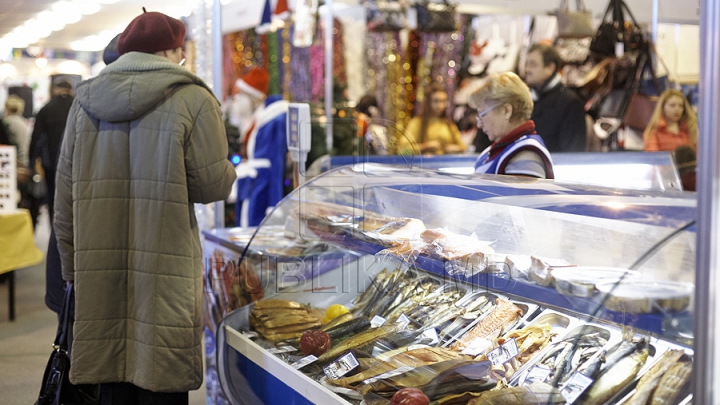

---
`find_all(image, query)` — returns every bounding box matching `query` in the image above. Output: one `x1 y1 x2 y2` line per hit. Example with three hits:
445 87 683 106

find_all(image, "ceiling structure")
0 0 195 51
0 0 700 53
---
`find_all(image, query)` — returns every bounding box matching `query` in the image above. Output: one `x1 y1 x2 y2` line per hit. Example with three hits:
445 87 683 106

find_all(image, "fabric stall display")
466 16 522 78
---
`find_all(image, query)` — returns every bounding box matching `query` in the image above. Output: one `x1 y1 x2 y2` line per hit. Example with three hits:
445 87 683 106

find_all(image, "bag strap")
648 41 681 89
54 282 74 350
559 0 569 12
600 0 616 23
575 0 587 12
620 0 642 29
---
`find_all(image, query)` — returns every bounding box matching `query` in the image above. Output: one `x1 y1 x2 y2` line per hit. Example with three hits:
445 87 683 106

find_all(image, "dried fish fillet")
253 299 305 310
649 361 692 405
466 383 565 405
624 349 685 405
451 299 523 352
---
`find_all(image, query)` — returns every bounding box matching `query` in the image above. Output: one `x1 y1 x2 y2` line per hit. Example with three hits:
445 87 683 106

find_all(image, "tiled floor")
0 208 206 404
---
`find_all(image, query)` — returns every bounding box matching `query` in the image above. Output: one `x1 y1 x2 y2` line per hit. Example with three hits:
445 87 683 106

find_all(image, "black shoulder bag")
35 282 100 405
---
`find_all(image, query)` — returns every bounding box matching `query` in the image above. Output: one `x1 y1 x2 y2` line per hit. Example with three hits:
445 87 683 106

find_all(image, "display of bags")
366 0 408 32
415 0 457 33
590 0 646 56
35 283 100 405
555 0 595 39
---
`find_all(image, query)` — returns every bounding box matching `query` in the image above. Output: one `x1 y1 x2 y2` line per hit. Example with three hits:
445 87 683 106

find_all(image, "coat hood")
75 52 218 122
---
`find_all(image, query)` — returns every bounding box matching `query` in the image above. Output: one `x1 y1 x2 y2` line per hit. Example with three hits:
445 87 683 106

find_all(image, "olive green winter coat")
54 52 236 392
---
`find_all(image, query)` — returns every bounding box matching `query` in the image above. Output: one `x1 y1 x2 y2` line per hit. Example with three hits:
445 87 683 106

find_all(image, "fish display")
649 360 692 405
466 383 565 405
450 299 523 352
579 341 649 405
530 331 609 385
478 324 554 380
318 323 399 363
250 299 323 342
328 346 465 388
624 349 685 405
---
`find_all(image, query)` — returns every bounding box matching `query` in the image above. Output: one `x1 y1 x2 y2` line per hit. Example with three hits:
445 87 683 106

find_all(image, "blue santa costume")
236 95 289 227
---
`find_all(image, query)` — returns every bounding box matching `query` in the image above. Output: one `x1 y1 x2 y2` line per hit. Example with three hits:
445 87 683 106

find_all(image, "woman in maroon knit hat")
53 8 235 405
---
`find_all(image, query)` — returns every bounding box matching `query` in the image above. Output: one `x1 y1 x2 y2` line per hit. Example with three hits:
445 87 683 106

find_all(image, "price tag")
560 372 594 404
267 345 296 354
323 352 360 380
241 331 258 339
396 313 410 328
370 315 386 328
522 365 552 385
363 365 415 385
460 338 493 356
420 328 439 345
290 355 318 369
486 338 519 366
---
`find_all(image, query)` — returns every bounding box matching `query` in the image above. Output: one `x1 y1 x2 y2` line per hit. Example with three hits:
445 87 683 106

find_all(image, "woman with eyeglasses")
397 83 465 155
469 72 554 179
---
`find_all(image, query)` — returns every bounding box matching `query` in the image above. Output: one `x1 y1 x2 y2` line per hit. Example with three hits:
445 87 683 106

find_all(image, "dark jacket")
30 94 74 173
55 52 236 392
531 80 586 153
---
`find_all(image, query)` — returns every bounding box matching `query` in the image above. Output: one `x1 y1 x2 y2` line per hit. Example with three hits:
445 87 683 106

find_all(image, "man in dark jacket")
524 44 586 152
30 79 74 315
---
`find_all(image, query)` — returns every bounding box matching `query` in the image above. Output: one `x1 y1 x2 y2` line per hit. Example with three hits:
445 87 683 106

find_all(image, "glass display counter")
207 164 695 405
310 152 683 191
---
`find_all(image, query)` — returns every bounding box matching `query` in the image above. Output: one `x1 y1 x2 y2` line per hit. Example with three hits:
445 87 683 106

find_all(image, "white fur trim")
247 100 289 159
236 78 266 100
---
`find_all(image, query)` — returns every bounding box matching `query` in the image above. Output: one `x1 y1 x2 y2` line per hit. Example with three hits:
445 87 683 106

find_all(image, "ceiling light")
57 60 86 75
35 12 67 31
53 1 101 16
53 11 82 25
36 57 48 68
0 63 18 78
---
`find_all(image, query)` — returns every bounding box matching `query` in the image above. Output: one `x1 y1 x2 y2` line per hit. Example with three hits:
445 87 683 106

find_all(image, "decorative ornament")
293 0 318 48
274 0 291 21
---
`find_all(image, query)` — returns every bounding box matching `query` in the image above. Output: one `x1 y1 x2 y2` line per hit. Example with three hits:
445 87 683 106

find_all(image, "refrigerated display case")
209 164 695 405
309 151 684 191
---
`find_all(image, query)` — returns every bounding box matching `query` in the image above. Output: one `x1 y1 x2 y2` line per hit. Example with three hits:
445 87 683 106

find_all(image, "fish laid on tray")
450 299 523 352
359 360 496 399
250 299 323 342
328 346 465 388
466 383 565 405
649 360 692 405
477 324 554 381
578 339 650 405
529 332 609 386
624 349 685 405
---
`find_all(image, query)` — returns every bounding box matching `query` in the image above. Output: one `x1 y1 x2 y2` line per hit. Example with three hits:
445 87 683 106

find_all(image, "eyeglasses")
476 104 498 121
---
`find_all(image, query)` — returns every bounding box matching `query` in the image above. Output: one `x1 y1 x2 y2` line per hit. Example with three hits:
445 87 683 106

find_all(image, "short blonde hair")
468 72 533 122
5 95 24 115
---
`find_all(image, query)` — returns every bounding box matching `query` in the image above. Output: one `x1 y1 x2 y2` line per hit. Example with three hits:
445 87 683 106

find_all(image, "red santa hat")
236 67 269 99
274 0 290 20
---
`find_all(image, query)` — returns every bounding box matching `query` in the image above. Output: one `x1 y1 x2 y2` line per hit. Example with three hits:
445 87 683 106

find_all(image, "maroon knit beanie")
117 8 186 55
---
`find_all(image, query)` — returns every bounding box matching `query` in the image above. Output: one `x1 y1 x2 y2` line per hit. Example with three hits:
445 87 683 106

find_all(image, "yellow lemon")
323 304 349 323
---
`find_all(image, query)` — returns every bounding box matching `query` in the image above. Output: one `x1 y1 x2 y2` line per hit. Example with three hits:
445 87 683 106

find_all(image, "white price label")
241 331 258 339
461 338 493 356
487 338 519 366
560 372 594 404
421 328 439 345
267 345 296 354
396 313 411 328
290 355 318 369
370 315 386 328
323 352 360 380
362 365 415 384
523 365 552 385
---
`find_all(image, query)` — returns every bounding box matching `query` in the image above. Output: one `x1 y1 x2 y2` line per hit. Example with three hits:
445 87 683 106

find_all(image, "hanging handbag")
35 283 100 405
555 0 595 39
590 0 646 56
415 0 457 33
366 0 408 32
623 50 660 131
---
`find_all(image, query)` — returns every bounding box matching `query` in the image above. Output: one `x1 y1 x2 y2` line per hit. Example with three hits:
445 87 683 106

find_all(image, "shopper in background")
524 44 586 153
397 82 465 155
355 94 389 155
470 72 554 179
643 89 698 152
4 95 30 166
54 9 235 404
